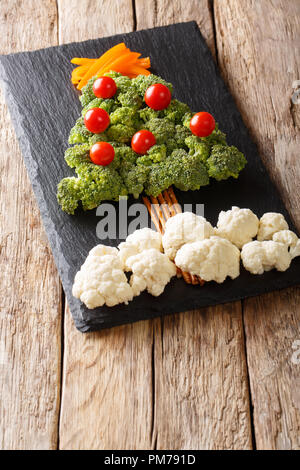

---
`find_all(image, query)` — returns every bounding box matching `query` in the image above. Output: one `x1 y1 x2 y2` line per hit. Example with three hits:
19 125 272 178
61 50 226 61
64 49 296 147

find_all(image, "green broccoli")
82 98 117 116
58 72 247 214
166 149 209 191
144 118 175 144
117 89 143 109
201 125 227 148
163 99 191 123
79 77 97 107
138 106 162 122
68 117 93 144
144 163 173 197
137 144 167 166
75 163 128 210
119 162 149 198
110 106 140 129
57 177 82 215
65 144 91 168
132 74 173 97
206 144 247 181
185 135 210 161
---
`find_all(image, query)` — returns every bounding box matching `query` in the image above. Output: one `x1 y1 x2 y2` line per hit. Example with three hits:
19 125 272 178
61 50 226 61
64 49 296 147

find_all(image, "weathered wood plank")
135 0 252 450
135 0 216 57
0 0 61 450
153 305 252 450
214 0 300 449
57 0 154 450
57 0 134 44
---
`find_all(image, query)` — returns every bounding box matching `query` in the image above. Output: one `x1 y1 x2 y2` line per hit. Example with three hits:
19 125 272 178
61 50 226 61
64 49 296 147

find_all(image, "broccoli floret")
75 163 127 210
166 149 210 191
79 77 97 107
201 125 227 147
163 99 191 123
82 98 116 116
144 163 173 197
185 135 210 161
68 117 93 144
88 132 108 145
206 144 247 181
113 74 133 92
119 162 149 198
106 124 135 143
110 107 141 129
65 144 91 168
57 177 81 215
138 106 162 122
144 118 175 144
114 145 138 165
132 74 173 97
117 89 143 109
182 112 194 128
174 125 190 148
137 144 167 166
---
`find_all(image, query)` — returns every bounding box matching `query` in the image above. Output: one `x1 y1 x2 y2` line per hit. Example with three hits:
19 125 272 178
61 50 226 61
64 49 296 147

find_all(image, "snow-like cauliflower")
257 212 289 241
175 236 240 283
273 230 300 259
215 206 259 249
162 212 214 260
72 244 133 309
241 240 291 274
118 228 162 269
126 248 177 296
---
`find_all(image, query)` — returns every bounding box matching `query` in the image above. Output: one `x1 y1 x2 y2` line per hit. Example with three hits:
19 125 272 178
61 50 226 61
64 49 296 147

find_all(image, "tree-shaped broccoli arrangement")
57 71 247 214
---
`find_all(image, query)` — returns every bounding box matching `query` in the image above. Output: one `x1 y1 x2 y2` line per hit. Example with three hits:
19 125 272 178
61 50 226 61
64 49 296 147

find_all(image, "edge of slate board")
0 21 299 332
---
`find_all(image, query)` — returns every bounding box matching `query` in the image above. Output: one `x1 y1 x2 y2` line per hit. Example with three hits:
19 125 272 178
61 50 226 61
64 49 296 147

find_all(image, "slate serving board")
1 22 299 332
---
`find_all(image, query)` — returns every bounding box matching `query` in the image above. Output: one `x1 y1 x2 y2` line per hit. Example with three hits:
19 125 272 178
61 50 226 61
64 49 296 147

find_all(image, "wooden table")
0 0 299 450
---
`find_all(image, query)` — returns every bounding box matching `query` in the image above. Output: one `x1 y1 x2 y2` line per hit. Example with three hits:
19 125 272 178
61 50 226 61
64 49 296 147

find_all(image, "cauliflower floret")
72 244 133 308
273 230 300 260
126 248 176 296
162 212 214 260
118 228 162 269
175 236 240 283
241 240 291 274
215 206 259 249
257 212 289 241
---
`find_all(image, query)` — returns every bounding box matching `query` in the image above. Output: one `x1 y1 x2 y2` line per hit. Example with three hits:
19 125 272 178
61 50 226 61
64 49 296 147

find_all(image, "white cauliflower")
273 230 300 259
118 228 162 270
257 212 289 241
162 212 214 260
175 236 240 283
241 240 291 274
126 248 177 297
215 206 259 249
72 244 134 309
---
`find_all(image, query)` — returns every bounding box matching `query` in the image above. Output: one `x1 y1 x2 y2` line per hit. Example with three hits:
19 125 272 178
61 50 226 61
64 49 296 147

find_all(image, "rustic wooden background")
0 0 299 450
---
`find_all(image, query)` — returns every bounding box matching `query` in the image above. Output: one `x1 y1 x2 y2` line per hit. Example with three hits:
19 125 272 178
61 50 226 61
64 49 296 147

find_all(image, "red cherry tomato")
131 130 156 155
93 76 117 99
144 84 172 110
189 112 215 137
90 142 115 166
84 108 110 134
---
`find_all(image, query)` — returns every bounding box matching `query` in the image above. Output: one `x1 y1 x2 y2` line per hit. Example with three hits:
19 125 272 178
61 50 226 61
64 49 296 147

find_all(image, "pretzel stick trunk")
143 187 204 286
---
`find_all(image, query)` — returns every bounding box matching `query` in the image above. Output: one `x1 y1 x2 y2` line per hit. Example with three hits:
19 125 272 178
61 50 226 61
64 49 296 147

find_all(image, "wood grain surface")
214 0 300 449
0 0 61 450
0 0 299 450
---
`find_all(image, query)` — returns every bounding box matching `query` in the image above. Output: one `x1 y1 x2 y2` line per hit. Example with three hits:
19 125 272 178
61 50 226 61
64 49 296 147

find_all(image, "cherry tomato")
93 76 117 99
84 108 110 133
189 112 215 137
90 142 115 166
131 130 156 155
144 84 171 110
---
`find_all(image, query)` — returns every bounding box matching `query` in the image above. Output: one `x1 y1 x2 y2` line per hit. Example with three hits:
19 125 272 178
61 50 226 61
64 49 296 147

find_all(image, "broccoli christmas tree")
57 72 247 214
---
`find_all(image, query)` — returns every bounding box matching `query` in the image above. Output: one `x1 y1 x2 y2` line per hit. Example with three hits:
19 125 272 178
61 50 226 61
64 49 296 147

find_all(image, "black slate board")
1 22 299 332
